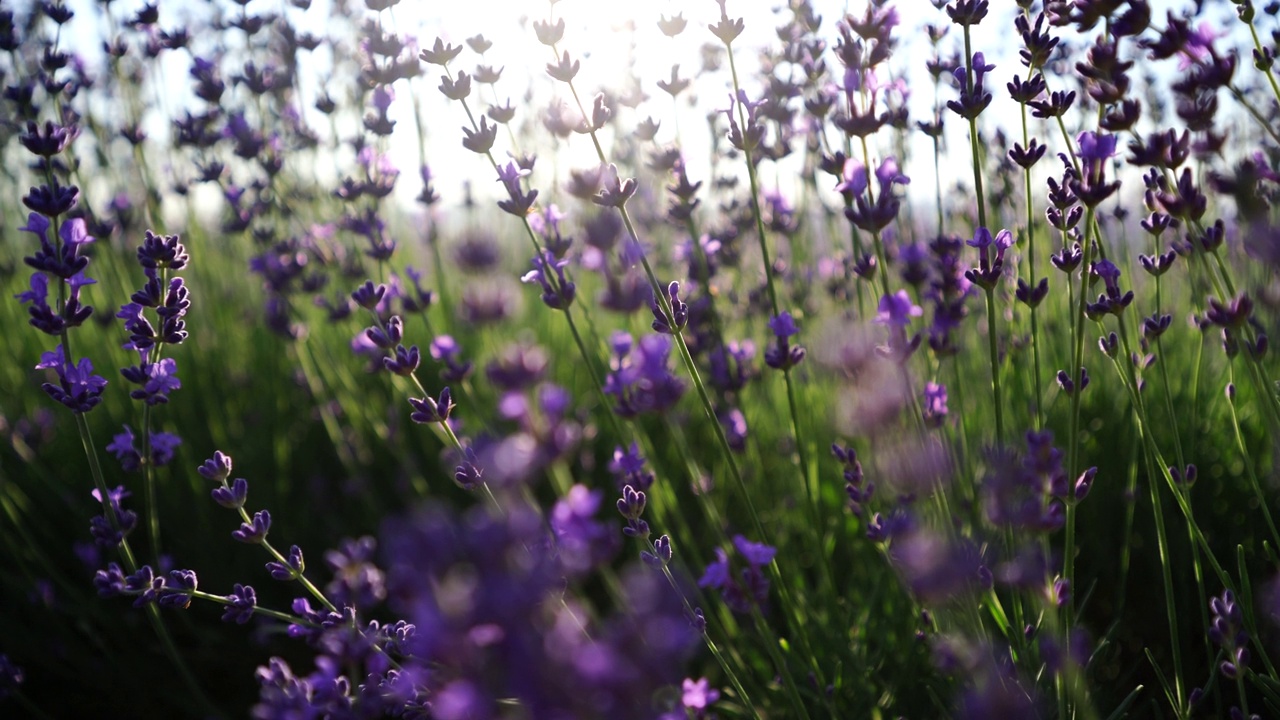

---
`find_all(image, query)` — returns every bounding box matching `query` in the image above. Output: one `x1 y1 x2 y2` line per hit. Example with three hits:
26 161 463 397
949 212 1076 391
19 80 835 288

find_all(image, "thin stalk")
1143 424 1187 714
1228 363 1280 549
1015 56 1043 429
1064 207 1098 605
962 26 1002 445
722 41 822 562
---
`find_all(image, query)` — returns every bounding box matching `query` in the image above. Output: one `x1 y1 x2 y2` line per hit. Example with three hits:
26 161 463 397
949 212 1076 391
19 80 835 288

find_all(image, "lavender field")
2 0 1280 717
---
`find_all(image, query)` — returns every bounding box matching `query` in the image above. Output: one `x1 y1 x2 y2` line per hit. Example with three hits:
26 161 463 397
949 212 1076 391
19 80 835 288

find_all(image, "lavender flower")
223 584 257 624
650 281 688 334
88 486 138 547
603 333 686 417
521 252 576 310
233 510 272 544
765 311 806 370
408 387 454 424
699 534 776 613
1210 589 1250 679
37 346 107 413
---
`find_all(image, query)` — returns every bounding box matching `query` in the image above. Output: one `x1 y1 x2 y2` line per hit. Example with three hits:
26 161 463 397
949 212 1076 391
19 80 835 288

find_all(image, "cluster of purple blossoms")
32 344 106 414
1084 259 1135 319
522 250 577 310
94 562 200 611
1210 589 1251 680
87 485 138 548
833 443 873 517
494 381 583 470
838 157 910 234
17 213 94 336
964 227 1013 291
1204 293 1268 359
765 311 806 370
923 236 973 357
382 503 696 719
609 443 656 493
981 431 1094 534
603 332 686 418
875 290 923 360
105 425 182 473
17 208 109 412
551 485 620 575
699 535 776 614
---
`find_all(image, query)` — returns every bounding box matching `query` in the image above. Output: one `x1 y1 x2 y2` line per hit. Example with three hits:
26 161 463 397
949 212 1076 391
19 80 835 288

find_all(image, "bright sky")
55 0 1260 226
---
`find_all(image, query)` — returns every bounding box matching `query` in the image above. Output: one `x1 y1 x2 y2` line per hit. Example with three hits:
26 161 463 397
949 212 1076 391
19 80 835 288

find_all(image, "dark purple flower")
1210 589 1249 679
609 443 655 492
266 544 306 581
198 450 233 483
650 281 688 334
22 180 79 217
39 348 107 413
408 387 454 424
233 510 272 543
602 333 686 417
699 534 775 613
88 485 138 547
223 584 257 624
521 252 576 310
136 230 189 270
160 569 198 609
765 311 806 370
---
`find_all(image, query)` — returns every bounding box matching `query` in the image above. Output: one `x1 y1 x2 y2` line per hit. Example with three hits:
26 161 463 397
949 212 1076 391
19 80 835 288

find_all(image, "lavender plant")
2 0 1280 717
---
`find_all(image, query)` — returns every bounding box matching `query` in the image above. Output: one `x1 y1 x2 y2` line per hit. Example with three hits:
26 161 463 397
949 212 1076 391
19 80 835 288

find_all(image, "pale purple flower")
875 291 923 327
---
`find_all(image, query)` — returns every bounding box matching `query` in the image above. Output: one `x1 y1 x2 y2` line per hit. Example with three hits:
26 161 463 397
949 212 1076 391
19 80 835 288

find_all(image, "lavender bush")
2 0 1280 716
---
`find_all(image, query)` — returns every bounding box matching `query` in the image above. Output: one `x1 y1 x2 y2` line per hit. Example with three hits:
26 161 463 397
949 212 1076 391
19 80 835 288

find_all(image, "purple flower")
732 535 776 566
551 485 619 574
699 535 775 613
160 569 198 609
835 158 868 197
266 544 306 581
609 443 655 492
602 333 685 417
40 352 107 413
521 252 576 310
765 311 806 371
125 357 182 405
408 387 454 424
223 584 257 624
592 164 638 208
136 230 189 270
233 510 272 543
198 450 233 482
650 281 687 334
923 382 949 428
1210 589 1249 679
875 291 923 327
88 485 138 547
324 536 386 611
1077 131 1118 162
768 311 800 339
430 335 474 383
682 677 721 711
